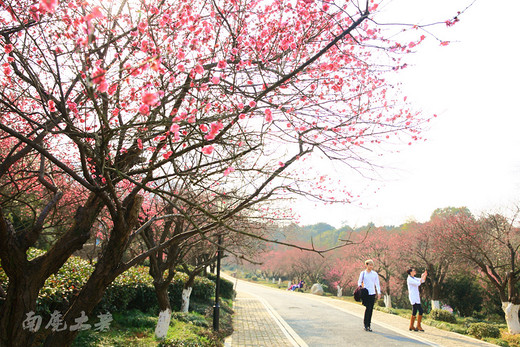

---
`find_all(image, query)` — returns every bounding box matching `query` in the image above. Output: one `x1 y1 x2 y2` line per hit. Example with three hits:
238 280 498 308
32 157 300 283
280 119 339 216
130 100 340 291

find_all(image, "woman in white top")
357 259 381 332
406 267 428 331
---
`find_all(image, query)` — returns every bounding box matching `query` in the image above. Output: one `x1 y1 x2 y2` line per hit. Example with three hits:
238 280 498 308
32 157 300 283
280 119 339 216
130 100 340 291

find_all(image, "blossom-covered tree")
355 227 406 307
139 184 270 336
0 0 457 344
405 208 470 309
449 209 520 334
323 255 359 296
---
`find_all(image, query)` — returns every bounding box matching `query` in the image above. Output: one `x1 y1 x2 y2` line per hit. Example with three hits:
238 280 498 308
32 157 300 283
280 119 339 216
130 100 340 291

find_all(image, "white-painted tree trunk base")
502 301 520 334
431 300 440 310
337 286 342 297
155 309 171 339
384 294 392 308
181 287 193 313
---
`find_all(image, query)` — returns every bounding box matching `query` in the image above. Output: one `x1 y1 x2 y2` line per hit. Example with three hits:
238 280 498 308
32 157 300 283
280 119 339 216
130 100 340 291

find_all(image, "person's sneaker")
364 327 372 332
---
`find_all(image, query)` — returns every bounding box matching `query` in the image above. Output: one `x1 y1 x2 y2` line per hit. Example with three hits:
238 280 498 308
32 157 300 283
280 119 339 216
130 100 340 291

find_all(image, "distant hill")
278 223 354 249
276 222 395 249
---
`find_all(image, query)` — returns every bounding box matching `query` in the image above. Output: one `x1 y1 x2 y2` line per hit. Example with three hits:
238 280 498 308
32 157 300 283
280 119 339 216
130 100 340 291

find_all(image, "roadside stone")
310 283 324 295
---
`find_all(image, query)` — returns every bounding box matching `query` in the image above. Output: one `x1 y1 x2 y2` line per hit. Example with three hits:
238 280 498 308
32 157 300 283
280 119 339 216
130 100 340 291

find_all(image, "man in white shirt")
407 267 428 331
357 259 381 332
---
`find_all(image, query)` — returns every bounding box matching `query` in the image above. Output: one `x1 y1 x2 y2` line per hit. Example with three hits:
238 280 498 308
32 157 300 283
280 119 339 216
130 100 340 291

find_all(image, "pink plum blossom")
139 104 150 115
142 92 158 106
194 64 204 74
264 109 273 122
224 167 235 176
202 146 214 155
39 0 58 13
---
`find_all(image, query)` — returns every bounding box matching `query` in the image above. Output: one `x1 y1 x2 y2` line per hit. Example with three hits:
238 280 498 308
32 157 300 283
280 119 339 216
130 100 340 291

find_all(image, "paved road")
231 278 432 346
225 275 496 347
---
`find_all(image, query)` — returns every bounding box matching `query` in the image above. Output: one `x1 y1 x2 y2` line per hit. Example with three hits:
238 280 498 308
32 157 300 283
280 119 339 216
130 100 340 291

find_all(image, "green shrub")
1 248 218 317
158 320 219 347
189 301 212 315
376 299 385 307
192 276 216 302
96 266 154 313
168 272 216 311
114 309 158 329
98 284 135 312
430 309 457 323
0 248 92 315
206 273 235 300
443 275 483 317
171 312 209 328
500 332 520 346
128 284 158 314
468 322 500 339
36 249 94 315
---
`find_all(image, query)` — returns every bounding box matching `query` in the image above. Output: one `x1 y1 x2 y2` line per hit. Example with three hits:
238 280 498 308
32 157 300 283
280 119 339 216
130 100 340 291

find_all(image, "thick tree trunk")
0 274 42 347
384 279 392 308
181 287 193 313
502 302 520 334
181 273 197 313
0 196 103 347
153 282 172 339
42 195 143 346
431 280 442 310
384 294 392 308
155 309 172 339
155 282 171 313
431 282 441 300
41 256 121 346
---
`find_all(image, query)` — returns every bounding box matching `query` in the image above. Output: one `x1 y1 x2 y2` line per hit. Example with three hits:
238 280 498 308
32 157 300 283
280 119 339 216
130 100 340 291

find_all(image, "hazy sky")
296 0 520 227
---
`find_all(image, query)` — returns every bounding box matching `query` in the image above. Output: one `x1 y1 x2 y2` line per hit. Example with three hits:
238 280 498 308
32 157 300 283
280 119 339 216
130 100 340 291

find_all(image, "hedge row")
430 309 457 323
0 248 234 316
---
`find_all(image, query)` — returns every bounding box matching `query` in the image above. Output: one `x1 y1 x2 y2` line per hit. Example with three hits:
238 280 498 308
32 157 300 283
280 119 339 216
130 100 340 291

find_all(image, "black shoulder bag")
354 271 369 302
